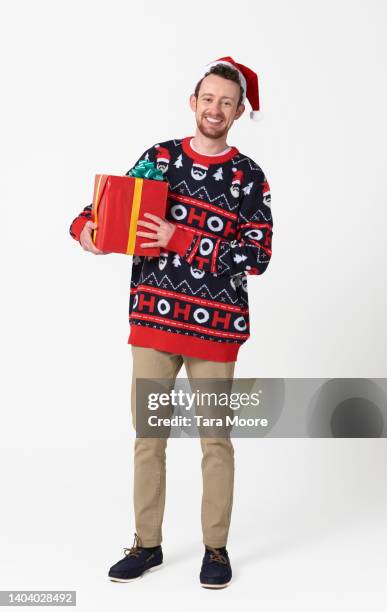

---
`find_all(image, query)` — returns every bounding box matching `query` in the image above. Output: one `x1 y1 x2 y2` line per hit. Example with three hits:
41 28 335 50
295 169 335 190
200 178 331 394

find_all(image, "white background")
1 0 387 609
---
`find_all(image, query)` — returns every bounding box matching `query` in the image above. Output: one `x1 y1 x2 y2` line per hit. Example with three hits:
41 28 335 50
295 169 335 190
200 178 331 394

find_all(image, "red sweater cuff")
70 216 91 242
164 225 196 256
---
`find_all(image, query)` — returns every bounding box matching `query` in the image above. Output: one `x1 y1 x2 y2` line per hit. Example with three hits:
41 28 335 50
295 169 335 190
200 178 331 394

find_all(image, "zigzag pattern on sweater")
245 207 272 224
135 270 248 306
168 180 240 213
215 248 232 276
232 156 264 173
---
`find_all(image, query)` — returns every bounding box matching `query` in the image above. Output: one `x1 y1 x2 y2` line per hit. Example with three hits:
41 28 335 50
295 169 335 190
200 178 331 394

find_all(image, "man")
69 56 273 588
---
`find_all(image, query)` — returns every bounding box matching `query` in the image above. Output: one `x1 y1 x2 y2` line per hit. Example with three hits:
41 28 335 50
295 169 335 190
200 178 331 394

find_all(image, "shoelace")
123 532 142 558
206 546 228 565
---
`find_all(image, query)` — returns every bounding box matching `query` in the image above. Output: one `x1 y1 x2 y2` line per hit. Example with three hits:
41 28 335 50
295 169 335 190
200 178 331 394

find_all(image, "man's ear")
234 103 245 120
189 94 197 113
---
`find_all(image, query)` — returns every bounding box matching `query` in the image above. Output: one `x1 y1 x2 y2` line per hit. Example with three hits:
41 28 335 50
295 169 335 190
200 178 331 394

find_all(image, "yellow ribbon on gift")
126 177 143 255
92 175 104 245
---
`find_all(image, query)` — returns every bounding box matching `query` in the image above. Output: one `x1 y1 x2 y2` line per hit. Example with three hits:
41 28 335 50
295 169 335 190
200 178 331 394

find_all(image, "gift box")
91 161 169 257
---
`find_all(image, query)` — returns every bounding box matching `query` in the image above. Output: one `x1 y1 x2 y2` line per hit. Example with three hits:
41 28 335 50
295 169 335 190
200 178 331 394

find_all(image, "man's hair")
194 64 244 107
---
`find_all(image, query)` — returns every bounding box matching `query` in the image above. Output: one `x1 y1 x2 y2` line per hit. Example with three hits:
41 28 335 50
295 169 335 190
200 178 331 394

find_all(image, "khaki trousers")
130 345 236 548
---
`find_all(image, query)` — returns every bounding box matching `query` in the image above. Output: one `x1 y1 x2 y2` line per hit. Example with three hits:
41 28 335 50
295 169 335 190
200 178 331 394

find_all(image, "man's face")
189 74 245 139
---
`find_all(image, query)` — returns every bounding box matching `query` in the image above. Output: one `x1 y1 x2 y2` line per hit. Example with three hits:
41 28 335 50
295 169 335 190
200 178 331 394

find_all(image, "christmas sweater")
69 136 273 362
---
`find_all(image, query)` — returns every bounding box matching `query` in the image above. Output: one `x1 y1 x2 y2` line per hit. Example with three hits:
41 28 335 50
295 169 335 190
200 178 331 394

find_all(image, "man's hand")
136 213 176 248
80 220 111 255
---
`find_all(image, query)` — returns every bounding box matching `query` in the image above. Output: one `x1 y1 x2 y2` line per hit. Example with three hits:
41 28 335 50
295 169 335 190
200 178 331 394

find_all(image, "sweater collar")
182 136 239 165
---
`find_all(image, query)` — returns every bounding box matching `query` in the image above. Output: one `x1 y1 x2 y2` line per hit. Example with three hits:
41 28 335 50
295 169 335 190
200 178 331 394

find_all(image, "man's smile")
204 116 223 125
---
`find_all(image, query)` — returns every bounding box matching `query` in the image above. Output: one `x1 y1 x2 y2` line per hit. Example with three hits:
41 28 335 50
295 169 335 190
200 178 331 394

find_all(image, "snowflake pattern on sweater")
69 136 273 362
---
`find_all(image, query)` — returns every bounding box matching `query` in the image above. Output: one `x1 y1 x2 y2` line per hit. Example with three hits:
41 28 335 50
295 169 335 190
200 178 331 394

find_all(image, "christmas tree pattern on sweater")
69 136 273 362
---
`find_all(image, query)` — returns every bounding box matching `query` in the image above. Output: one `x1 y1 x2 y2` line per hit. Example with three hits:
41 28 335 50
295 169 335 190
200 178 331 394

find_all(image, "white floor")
1 437 386 611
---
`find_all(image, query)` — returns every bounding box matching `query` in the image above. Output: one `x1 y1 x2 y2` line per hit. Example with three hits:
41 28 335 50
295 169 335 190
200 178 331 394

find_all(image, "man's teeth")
206 117 222 124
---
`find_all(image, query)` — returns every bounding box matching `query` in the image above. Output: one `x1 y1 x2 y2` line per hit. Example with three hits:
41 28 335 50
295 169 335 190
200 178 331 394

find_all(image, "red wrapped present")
91 168 168 257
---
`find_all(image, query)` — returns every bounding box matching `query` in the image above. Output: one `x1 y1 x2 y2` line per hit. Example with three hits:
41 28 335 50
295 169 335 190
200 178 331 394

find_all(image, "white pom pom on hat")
250 110 263 122
196 56 263 121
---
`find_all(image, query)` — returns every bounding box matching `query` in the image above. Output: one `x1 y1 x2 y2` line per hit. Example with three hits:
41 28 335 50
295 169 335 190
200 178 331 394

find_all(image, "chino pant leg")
131 345 183 547
183 356 236 549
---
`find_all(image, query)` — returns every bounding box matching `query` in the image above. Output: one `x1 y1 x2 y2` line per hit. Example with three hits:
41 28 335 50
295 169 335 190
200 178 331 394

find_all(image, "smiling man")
69 56 273 589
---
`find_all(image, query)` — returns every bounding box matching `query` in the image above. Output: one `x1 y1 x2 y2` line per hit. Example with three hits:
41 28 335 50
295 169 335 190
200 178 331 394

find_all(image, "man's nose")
208 100 222 114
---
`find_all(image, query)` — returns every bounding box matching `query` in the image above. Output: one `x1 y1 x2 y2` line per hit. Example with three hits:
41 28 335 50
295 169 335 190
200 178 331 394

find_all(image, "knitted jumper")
69 136 273 362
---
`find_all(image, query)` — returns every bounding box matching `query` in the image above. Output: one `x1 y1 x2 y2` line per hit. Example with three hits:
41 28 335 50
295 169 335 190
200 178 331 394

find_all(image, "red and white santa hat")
262 179 271 196
232 168 244 184
155 145 171 164
196 56 262 121
192 161 209 171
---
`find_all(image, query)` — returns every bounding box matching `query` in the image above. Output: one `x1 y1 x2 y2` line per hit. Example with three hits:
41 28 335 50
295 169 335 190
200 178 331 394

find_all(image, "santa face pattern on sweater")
69 136 273 362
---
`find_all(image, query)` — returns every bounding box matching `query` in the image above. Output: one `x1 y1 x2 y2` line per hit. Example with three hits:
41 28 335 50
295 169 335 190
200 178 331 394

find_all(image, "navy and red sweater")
69 136 273 362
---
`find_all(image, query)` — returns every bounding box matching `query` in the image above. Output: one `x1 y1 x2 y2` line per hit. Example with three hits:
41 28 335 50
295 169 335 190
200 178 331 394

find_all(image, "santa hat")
192 161 209 171
155 145 171 164
232 168 244 184
262 179 271 207
196 56 262 121
262 179 270 196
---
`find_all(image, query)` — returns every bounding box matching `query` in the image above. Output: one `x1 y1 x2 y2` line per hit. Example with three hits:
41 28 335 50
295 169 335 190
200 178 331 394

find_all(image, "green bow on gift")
127 160 165 181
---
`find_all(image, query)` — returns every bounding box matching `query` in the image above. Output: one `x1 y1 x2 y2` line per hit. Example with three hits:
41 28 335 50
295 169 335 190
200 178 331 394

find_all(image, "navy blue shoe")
108 533 163 582
200 545 232 589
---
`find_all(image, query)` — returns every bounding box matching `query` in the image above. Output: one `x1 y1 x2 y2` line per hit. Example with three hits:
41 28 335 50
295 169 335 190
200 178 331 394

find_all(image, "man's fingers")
137 230 158 239
80 221 111 254
137 220 160 230
81 237 103 254
86 245 104 254
85 220 98 229
143 213 163 224
140 242 160 248
80 221 102 253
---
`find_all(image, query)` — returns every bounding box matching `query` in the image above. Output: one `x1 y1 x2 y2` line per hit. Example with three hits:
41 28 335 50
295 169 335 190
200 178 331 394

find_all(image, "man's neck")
191 130 230 156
